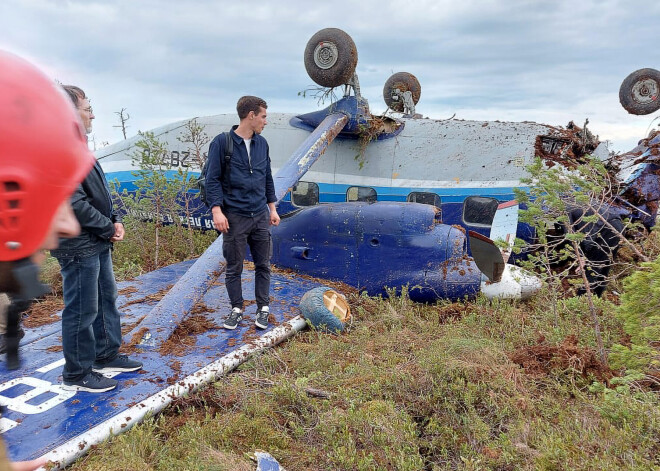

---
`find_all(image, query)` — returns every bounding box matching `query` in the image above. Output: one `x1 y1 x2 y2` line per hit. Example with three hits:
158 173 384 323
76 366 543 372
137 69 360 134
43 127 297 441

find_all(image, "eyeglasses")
80 106 93 114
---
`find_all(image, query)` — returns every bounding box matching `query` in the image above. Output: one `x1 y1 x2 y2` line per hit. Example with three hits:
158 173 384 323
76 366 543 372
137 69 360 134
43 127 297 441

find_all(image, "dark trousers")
57 249 122 381
223 210 272 310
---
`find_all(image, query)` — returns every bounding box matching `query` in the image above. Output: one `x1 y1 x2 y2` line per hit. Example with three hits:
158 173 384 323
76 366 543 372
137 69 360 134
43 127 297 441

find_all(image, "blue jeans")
57 249 122 381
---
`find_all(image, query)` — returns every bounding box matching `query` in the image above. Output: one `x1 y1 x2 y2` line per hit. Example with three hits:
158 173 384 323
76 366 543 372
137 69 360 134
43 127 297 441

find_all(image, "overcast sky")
1 0 658 154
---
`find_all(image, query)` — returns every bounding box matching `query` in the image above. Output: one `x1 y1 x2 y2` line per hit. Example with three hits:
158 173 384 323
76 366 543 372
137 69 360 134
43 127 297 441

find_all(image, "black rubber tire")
619 68 660 115
383 72 421 112
299 286 350 333
304 28 358 88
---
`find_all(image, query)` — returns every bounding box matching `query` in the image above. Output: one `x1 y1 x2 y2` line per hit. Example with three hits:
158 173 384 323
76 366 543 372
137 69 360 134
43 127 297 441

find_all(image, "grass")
67 286 660 470
33 209 657 470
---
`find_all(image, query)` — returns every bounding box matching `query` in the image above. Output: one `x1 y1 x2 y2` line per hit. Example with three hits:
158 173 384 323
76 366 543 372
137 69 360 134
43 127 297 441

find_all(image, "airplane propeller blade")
468 230 506 283
489 200 519 264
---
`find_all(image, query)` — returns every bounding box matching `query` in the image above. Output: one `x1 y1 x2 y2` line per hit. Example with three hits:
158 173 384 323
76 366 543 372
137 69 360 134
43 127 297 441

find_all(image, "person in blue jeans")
51 85 142 393
205 96 280 330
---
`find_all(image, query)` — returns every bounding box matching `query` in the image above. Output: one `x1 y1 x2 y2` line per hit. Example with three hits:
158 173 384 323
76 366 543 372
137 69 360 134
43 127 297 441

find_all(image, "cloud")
0 0 657 152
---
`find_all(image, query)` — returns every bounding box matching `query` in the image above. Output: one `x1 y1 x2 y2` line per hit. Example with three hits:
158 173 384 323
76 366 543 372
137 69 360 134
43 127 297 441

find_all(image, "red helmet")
0 51 95 261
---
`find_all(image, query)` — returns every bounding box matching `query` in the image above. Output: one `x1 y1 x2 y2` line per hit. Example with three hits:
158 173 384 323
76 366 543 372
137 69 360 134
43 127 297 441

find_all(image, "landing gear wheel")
383 72 421 113
619 68 660 115
299 286 351 333
304 28 358 88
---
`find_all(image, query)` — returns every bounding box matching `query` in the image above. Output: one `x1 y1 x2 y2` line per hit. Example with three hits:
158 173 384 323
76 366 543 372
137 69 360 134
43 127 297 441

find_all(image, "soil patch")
118 286 139 297
158 311 221 356
272 265 358 298
435 302 476 323
121 316 147 335
120 285 173 308
509 334 612 383
535 121 599 169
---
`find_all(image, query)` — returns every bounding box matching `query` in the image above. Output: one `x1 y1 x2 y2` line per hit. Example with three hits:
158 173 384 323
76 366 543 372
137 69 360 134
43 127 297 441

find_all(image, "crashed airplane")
2 28 659 467
98 28 652 303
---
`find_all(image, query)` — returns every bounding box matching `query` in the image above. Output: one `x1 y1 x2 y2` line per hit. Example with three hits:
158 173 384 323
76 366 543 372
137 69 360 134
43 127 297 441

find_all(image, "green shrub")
610 254 660 375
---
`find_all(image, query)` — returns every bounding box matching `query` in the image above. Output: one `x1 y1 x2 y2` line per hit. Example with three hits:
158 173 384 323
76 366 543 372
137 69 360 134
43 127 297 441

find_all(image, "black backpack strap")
222 131 234 194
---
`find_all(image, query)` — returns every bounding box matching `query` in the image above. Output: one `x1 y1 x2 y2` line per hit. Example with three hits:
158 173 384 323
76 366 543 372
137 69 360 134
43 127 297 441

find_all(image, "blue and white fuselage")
98 102 605 240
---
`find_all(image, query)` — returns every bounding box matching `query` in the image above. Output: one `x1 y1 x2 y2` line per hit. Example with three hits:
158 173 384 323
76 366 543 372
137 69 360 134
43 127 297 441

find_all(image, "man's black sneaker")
92 355 143 373
224 307 243 330
255 306 270 329
62 371 118 393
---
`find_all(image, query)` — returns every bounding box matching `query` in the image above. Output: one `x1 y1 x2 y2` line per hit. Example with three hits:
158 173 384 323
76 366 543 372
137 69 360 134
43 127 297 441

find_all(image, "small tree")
117 131 198 267
609 254 660 385
515 156 645 365
177 118 209 169
114 108 130 140
177 118 210 251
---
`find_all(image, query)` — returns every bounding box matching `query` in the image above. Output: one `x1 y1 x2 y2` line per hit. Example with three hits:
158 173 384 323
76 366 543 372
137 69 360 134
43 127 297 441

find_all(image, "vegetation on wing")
58 151 659 470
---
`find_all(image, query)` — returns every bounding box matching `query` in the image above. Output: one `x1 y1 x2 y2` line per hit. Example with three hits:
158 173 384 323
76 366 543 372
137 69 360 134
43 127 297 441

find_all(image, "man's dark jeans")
57 249 122 381
223 210 272 310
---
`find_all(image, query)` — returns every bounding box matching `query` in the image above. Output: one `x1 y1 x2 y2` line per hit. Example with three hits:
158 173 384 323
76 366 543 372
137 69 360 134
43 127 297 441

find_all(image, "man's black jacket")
51 160 121 259
205 126 276 217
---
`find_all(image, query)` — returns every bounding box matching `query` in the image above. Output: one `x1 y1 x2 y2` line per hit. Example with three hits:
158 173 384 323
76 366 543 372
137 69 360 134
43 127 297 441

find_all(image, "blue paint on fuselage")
106 172 530 240
271 201 482 302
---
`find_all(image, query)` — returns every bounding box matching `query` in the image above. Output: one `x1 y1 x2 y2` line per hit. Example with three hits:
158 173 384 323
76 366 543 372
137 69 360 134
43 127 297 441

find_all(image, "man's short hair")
62 85 87 107
237 96 267 120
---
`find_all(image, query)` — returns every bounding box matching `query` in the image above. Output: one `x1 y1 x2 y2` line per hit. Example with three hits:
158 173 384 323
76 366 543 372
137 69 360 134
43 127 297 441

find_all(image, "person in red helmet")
0 51 95 470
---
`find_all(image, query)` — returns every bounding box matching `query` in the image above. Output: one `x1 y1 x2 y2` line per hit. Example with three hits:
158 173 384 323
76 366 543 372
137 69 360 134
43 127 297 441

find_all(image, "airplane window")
291 181 319 206
347 186 377 203
463 196 499 226
407 192 441 208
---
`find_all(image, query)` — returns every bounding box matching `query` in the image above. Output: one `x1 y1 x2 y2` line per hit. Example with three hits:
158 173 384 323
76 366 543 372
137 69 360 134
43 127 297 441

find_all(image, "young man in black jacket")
51 85 142 393
205 96 280 330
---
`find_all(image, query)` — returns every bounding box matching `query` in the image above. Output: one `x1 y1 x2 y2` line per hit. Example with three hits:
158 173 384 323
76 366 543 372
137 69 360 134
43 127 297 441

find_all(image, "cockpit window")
462 196 499 226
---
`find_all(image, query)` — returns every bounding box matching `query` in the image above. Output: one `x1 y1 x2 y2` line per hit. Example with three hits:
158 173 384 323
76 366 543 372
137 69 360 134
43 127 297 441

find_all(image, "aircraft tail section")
469 212 542 300
469 231 506 283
